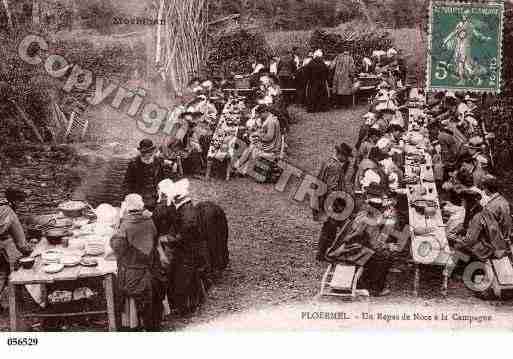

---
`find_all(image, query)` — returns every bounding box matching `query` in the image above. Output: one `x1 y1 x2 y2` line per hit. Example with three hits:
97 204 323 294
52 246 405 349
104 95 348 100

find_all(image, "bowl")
58 201 87 218
45 228 72 245
19 257 35 269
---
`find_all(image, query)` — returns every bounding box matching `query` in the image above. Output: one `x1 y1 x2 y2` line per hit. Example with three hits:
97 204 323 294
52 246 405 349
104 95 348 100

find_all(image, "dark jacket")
304 58 330 112
460 208 509 261
277 54 297 78
325 208 394 266
123 156 167 209
313 157 349 221
166 200 210 313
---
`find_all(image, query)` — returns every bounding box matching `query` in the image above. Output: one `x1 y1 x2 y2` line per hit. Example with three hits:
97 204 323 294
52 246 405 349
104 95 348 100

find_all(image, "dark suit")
123 156 167 210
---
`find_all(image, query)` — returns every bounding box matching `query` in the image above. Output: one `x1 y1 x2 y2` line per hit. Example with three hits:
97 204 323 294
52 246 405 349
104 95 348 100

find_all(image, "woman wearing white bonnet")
120 193 145 217
164 178 210 315
111 193 165 330
157 179 175 207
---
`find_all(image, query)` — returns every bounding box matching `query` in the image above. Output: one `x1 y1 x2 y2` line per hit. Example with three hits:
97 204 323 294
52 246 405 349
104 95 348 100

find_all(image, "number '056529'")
7 337 38 346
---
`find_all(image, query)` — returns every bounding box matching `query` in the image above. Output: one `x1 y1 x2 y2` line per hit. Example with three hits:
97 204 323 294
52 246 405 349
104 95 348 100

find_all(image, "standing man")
277 50 297 104
303 49 330 113
332 49 356 108
124 139 167 211
314 142 353 261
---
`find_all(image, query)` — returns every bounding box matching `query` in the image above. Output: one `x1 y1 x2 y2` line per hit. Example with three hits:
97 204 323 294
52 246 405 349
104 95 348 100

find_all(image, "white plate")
43 263 64 274
41 250 63 263
62 256 81 267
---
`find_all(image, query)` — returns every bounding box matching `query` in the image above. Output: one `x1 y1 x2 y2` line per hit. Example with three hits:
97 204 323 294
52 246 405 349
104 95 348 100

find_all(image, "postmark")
427 1 504 93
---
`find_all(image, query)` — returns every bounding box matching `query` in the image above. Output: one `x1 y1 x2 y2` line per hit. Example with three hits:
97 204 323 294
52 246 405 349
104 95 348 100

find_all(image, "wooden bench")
319 264 365 300
490 257 513 298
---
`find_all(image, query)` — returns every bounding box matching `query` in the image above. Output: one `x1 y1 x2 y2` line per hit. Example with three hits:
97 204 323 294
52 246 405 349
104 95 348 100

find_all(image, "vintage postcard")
2 0 513 342
427 1 504 93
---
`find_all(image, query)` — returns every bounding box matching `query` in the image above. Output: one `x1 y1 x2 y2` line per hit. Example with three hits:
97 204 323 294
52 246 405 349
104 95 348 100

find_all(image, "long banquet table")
405 104 453 296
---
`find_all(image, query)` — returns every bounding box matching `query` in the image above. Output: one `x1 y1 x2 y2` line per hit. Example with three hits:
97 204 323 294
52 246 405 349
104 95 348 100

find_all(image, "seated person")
454 192 509 262
162 112 205 177
354 147 388 194
0 189 33 302
124 139 167 211
325 183 402 296
355 112 378 150
479 175 511 241
441 189 466 243
357 127 381 165
235 105 283 175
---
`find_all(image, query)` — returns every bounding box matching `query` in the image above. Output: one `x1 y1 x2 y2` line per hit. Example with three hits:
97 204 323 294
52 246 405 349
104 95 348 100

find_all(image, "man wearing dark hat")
314 142 353 261
124 139 167 211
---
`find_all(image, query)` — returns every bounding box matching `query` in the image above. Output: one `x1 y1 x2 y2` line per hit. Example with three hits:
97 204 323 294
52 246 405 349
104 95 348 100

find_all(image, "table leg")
226 160 232 181
9 283 19 331
205 160 212 180
413 264 420 297
441 267 449 297
103 275 117 332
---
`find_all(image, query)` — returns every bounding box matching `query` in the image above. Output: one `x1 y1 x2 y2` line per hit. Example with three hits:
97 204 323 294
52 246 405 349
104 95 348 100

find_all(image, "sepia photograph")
1 0 513 340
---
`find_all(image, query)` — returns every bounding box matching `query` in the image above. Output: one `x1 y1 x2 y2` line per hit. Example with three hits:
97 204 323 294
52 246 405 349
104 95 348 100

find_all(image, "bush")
206 30 271 77
76 0 117 34
309 27 393 64
51 39 146 82
0 36 53 142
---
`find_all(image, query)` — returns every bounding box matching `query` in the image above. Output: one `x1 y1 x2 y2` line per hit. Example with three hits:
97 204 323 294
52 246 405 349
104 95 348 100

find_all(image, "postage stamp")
427 1 504 93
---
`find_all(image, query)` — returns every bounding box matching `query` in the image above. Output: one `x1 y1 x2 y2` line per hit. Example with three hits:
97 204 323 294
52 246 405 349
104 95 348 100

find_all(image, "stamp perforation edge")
426 0 504 94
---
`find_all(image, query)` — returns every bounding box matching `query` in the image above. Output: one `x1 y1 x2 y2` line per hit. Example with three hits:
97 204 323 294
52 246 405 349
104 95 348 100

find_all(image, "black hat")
335 142 353 157
388 124 403 133
366 182 386 198
254 104 272 115
367 127 382 138
138 139 156 154
456 168 474 187
179 111 203 120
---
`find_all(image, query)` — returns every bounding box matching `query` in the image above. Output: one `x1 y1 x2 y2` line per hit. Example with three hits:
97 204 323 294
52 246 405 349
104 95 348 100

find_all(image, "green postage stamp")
427 1 504 93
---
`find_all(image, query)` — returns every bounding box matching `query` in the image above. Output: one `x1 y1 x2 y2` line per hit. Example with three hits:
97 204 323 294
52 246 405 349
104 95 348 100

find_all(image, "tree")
2 0 13 32
355 0 374 26
153 0 209 96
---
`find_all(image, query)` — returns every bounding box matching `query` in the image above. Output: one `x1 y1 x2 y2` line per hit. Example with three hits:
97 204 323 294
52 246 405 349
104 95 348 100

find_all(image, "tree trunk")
155 0 165 64
2 0 14 31
32 0 40 25
155 0 208 96
357 0 374 26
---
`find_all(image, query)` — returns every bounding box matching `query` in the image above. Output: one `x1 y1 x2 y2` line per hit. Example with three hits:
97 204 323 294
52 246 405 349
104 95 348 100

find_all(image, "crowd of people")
251 46 407 112
149 45 407 183
1 42 511 331
314 79 511 297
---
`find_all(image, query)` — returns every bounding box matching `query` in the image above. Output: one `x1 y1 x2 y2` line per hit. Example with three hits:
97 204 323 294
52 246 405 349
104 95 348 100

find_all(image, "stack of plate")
41 250 63 265
85 238 105 256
